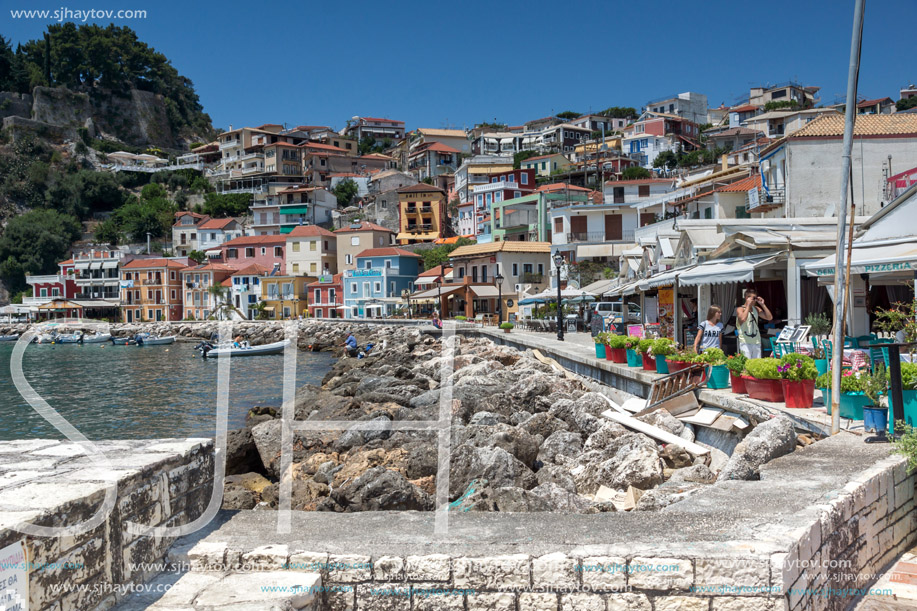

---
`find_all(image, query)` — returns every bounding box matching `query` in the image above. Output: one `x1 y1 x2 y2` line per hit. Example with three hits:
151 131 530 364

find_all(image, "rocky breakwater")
221 325 801 514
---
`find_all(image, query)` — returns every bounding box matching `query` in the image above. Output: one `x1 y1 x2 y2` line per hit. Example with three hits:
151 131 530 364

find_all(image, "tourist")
693 305 723 353
233 335 243 348
343 332 359 357
736 289 773 358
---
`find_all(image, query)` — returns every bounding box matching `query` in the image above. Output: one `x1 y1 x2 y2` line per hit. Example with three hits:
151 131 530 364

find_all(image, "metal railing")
519 272 544 283
561 230 635 244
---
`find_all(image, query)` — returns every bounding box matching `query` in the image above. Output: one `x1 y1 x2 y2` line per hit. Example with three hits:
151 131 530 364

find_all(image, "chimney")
721 154 728 171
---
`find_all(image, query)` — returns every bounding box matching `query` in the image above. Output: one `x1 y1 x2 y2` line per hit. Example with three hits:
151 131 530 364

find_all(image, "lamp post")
494 271 504 324
438 268 443 319
553 253 564 341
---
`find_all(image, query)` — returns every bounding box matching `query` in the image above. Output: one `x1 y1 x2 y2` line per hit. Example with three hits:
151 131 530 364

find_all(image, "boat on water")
112 333 176 346
196 339 290 358
0 334 19 342
36 331 111 344
80 333 112 344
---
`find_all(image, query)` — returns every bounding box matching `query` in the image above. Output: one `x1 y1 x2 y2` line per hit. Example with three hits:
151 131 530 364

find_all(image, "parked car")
592 301 641 325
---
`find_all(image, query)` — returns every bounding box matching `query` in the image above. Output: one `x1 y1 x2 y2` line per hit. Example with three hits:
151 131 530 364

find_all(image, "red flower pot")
668 360 688 372
743 376 785 403
642 353 657 371
610 348 627 363
605 345 614 361
782 379 816 409
730 372 747 394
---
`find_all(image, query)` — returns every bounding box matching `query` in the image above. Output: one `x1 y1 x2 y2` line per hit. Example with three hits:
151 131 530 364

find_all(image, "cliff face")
2 86 191 148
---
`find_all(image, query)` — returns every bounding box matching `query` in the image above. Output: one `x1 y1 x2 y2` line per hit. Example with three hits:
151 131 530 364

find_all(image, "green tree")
653 150 678 170
600 106 637 119
513 150 538 169
556 111 580 120
188 250 206 264
207 284 236 320
141 182 168 201
332 178 360 207
0 209 81 293
0 36 13 90
93 218 122 245
622 166 651 180
199 192 251 217
897 97 917 112
420 238 474 270
112 194 175 243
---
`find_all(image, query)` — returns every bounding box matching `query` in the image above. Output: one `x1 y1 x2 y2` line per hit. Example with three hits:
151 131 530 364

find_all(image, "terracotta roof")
521 153 569 163
329 172 362 177
604 178 674 186
294 125 330 132
360 153 395 160
790 114 917 138
198 218 236 230
450 241 551 257
334 221 394 234
355 247 422 259
535 183 591 193
254 123 283 130
307 273 343 287
278 186 321 193
182 262 236 272
857 97 893 108
418 264 452 278
397 183 446 194
220 278 232 287
302 142 349 152
730 104 759 113
58 258 74 265
232 263 270 277
716 174 762 192
360 117 404 124
708 127 762 138
122 258 188 270
286 225 336 238
221 235 286 247
416 128 466 138
412 141 460 154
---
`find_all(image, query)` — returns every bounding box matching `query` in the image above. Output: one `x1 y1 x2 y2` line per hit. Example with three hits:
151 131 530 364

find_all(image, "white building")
228 264 269 320
285 224 337 276
199 218 244 256
644 92 708 126
622 133 675 169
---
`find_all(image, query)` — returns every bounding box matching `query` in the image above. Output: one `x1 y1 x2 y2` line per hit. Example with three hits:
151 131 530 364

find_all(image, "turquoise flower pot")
707 365 730 389
595 343 606 359
655 355 670 374
626 349 642 367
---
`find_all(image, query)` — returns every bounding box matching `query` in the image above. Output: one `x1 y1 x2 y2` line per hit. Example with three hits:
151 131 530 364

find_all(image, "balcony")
519 272 544 284
26 274 62 284
419 205 433 213
142 279 164 286
749 186 785 212
219 140 241 150
562 230 635 244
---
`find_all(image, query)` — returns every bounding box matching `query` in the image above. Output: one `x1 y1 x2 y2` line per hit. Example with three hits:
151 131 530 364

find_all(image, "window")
519 172 528 185
481 266 488 282
351 236 360 246
514 191 521 198
385 260 392 269
329 288 336 302
381 200 387 209
309 241 316 251
364 260 372 269
638 185 650 197
537 263 544 275
245 247 254 258
292 263 300 273
186 292 192 303
345 254 353 265
390 281 395 294
314 289 321 302
170 271 176 280
40 288 47 297
512 263 519 276
292 242 300 252
310 263 317 273
170 289 176 300
458 267 465 279
350 283 357 294
374 281 381 292
541 162 546 170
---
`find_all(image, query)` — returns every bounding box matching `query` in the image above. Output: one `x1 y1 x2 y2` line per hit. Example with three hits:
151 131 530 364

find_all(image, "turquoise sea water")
0 341 333 440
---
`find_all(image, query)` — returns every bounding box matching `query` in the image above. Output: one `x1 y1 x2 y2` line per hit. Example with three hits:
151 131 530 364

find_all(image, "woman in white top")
693 305 724 353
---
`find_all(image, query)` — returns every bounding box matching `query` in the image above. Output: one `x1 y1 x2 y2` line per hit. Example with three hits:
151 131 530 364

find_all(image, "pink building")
218 235 286 273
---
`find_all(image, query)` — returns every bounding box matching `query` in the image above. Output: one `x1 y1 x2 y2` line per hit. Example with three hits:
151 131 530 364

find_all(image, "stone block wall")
0 439 214 611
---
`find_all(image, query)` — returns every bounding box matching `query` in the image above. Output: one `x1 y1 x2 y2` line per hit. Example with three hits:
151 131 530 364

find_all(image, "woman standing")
694 305 724 354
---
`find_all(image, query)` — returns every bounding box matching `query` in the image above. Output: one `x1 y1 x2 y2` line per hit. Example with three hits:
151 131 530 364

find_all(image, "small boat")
50 332 82 344
111 336 135 345
196 339 290 358
0 334 19 342
80 333 112 344
112 333 175 346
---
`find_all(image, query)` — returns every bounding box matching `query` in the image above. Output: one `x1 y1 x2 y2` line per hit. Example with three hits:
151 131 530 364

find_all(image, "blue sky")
5 0 915 132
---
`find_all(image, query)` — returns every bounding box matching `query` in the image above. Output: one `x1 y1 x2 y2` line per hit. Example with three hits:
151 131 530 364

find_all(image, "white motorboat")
196 339 290 358
80 333 112 344
0 334 19 342
139 334 175 345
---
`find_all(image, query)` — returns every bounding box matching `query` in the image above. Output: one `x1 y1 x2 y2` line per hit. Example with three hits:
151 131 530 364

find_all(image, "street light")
553 253 564 341
494 271 504 324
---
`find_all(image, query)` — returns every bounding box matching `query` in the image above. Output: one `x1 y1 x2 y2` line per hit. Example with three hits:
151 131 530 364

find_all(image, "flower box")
655 355 670 374
730 373 747 394
626 349 642 367
781 379 815 409
667 359 689 373
823 390 870 420
641 353 657 372
609 348 627 363
743 376 785 403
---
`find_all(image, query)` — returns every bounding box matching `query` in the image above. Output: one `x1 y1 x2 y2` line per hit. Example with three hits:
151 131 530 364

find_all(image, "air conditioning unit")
514 284 524 292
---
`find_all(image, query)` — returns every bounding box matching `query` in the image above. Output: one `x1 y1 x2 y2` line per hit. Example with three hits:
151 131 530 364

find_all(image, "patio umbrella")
562 294 596 305
518 296 547 306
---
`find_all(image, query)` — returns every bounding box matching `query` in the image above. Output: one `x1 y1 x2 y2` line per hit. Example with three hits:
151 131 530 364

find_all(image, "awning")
205 249 222 256
263 306 275 311
410 286 463 301
577 244 618 258
280 206 310 215
678 254 782 286
414 277 437 286
89 261 103 270
102 260 119 269
75 262 90 271
72 300 120 308
469 285 501 298
582 278 617 294
637 266 694 291
37 300 82 310
605 280 639 296
805 242 917 277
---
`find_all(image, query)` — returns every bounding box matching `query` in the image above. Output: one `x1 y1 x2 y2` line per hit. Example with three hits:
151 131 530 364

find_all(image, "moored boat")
196 339 289 358
0 334 19 341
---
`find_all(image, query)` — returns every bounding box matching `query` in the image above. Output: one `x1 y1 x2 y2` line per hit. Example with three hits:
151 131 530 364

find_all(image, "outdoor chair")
870 337 893 369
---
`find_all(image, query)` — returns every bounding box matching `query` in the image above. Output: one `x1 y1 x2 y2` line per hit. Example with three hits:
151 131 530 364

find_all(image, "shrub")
607 334 627 349
455 315 467 321
865 364 887 406
817 370 868 393
636 338 654 354
594 332 608 345
744 358 781 380
889 362 917 391
499 322 514 330
805 312 832 336
893 422 917 473
778 353 818 381
624 335 641 350
651 338 675 356
698 347 726 366
725 354 747 374
668 350 699 363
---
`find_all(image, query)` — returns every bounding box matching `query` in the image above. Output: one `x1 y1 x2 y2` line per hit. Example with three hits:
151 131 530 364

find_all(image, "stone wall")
0 439 214 610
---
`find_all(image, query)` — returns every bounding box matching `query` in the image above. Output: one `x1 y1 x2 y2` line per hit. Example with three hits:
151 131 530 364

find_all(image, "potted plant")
778 352 818 408
593 332 607 360
637 338 656 371
624 336 643 367
862 364 888 434
725 355 748 394
666 350 695 373
743 358 785 402
811 344 828 377
652 338 675 374
887 362 917 433
607 334 627 363
805 312 832 338
455 315 467 321
817 370 870 420
499 322 514 334
699 348 729 389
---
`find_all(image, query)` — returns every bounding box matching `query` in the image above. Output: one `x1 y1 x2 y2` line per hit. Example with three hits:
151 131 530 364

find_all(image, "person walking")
736 289 773 358
693 305 724 353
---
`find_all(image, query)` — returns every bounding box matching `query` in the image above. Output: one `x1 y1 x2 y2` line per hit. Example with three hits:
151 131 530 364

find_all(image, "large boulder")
571 433 663 494
719 417 796 481
449 445 537 499
536 431 584 466
251 420 328 479
225 427 263 476
456 424 541 467
331 466 432 511
516 412 569 440
535 464 577 492
529 482 594 513
583 422 628 452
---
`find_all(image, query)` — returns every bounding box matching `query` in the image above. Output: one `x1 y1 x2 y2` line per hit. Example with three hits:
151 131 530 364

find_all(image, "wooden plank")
601 409 710 456
621 397 647 413
680 407 724 426
597 392 628 415
633 389 697 418
532 349 575 380
708 415 738 432
674 408 701 420
729 414 750 432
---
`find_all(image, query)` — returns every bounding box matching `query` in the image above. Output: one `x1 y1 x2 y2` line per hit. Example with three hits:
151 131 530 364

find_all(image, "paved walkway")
856 542 917 609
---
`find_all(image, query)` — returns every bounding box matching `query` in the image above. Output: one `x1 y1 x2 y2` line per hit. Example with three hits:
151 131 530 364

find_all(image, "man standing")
736 288 773 358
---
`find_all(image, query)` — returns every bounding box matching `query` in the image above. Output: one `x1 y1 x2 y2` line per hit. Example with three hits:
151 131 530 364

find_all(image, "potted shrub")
778 352 818 408
499 322 514 334
637 338 656 371
743 358 785 402
455 315 467 321
652 338 675 374
811 344 828 377
887 362 917 433
817 370 870 420
699 348 729 389
862 364 888 434
607 334 627 363
725 354 748 394
666 350 694 373
593 332 607 359
624 336 642 367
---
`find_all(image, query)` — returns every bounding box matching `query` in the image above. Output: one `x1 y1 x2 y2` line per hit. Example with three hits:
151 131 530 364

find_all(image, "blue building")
342 247 421 317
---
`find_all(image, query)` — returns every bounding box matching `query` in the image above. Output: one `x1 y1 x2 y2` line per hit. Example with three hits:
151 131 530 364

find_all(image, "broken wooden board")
680 407 724 426
532 349 576 380
729 414 750 431
601 409 710 456
623 485 644 511
621 397 647 413
708 414 738 432
597 392 628 415
634 390 698 418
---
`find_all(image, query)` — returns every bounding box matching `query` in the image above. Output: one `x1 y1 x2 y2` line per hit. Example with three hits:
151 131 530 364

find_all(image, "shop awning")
577 244 618 258
102 260 119 269
37 300 82 310
469 285 501 298
409 286 463 301
805 242 917 277
72 300 120 308
75 262 90 270
414 277 437 286
678 254 782 287
605 280 640 297
637 266 694 291
582 278 617 295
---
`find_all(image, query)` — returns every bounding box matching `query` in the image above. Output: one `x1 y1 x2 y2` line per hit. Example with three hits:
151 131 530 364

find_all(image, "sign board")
627 324 645 338
777 325 811 345
350 269 381 277
0 540 27 611
658 288 675 339
506 299 514 308
591 314 605 337
747 187 760 211
319 275 334 283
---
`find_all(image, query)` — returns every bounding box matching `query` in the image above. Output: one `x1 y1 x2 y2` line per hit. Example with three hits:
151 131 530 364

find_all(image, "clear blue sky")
5 0 915 132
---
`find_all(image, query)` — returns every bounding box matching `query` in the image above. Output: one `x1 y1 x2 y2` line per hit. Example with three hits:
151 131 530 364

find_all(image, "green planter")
889 389 917 434
595 343 606 359
655 355 670 374
626 349 642 367
707 365 730 389
814 359 828 377
823 389 871 420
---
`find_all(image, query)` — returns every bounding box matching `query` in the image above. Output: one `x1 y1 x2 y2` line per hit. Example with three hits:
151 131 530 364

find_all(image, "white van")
592 301 641 323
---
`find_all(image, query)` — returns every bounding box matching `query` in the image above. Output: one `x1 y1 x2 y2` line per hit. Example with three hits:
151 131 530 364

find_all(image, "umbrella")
518 296 547 305
562 294 596 305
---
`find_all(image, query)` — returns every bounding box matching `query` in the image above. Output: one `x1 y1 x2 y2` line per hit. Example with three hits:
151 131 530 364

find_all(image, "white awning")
637 266 694 291
410 286 463 301
678 254 782 287
414 277 437 285
805 242 917 277
605 280 640 297
89 261 103 270
582 278 616 294
72 299 120 308
205 249 222 256
101 260 119 269
469 285 501 298
75 262 90 270
577 244 618 258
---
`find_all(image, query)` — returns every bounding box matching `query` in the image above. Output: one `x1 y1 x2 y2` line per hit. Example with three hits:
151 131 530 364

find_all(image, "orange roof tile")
355 247 422 258
221 235 286 248
286 225 336 238
198 218 237 230
302 142 349 152
122 258 188 270
716 174 762 192
334 221 394 233
790 114 917 138
231 263 270 277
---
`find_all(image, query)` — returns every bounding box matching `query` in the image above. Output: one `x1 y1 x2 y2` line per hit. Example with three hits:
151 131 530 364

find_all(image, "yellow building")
259 275 316 319
395 183 447 244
